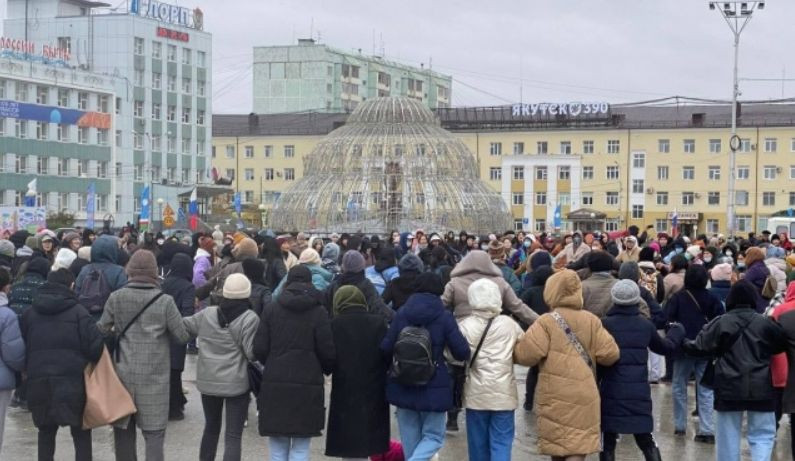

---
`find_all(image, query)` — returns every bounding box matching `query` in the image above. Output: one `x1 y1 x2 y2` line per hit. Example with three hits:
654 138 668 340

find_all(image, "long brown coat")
514 269 619 457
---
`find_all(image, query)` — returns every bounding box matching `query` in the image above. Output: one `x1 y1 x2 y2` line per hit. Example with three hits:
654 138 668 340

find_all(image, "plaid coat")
98 282 190 431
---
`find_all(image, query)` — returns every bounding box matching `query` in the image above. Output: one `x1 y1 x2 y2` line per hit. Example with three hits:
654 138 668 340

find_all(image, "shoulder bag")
467 317 495 372
218 307 264 395
83 346 137 429
551 311 594 376
700 317 753 389
684 290 709 323
109 293 164 362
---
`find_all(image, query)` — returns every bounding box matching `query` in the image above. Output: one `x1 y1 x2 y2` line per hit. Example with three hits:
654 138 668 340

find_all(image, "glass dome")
271 97 512 234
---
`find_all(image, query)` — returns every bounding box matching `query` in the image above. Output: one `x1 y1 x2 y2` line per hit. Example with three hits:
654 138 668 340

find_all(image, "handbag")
551 311 594 376
468 317 495 371
700 318 752 389
218 307 263 395
108 293 164 362
83 346 137 429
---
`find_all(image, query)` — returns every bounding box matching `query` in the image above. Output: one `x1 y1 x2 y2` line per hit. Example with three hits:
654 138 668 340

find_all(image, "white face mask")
157 239 165 245
703 255 713 263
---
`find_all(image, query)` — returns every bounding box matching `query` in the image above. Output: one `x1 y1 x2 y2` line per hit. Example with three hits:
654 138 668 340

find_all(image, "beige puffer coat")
458 279 524 411
442 250 537 326
514 269 620 457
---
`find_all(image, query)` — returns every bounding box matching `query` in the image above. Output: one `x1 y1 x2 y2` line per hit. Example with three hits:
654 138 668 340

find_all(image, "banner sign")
157 27 189 42
0 100 111 129
0 36 71 67
511 102 610 118
130 0 204 30
0 207 46 235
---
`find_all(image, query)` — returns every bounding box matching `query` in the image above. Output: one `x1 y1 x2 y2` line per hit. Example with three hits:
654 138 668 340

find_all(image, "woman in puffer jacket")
458 278 523 461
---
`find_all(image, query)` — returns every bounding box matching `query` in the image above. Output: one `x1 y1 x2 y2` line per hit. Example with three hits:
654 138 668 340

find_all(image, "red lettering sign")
156 27 189 42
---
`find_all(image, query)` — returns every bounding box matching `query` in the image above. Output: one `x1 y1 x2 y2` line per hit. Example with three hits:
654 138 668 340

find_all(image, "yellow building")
213 101 795 235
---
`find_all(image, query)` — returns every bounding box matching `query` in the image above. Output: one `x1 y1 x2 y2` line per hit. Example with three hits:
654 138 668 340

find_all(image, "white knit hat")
52 248 77 272
223 273 251 300
467 278 502 315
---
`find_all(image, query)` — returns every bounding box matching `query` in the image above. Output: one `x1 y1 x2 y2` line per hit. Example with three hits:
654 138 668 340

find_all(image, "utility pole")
710 1 763 238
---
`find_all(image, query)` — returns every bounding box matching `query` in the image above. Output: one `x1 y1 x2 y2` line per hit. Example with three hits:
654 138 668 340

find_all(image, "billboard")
0 207 47 235
0 100 111 129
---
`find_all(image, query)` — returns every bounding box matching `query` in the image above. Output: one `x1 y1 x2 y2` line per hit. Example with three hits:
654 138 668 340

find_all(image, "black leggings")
525 366 539 408
38 425 92 461
602 432 656 453
200 393 250 461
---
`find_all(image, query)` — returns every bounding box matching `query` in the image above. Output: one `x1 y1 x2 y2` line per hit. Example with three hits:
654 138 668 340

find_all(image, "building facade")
214 100 795 235
0 55 116 222
4 0 212 225
253 39 452 114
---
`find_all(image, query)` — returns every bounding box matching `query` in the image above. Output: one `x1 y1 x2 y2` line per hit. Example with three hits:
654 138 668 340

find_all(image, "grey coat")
581 272 617 319
183 306 259 397
97 283 190 431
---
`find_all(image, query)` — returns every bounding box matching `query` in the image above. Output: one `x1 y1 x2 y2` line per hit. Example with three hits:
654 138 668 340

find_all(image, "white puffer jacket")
765 258 788 294
458 278 524 411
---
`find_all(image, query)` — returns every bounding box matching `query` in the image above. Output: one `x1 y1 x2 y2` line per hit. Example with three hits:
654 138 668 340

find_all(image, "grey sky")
3 0 795 113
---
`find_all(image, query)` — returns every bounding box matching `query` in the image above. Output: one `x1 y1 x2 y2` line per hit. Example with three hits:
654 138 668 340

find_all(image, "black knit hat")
726 280 760 311
588 251 614 273
639 247 656 262
414 272 444 296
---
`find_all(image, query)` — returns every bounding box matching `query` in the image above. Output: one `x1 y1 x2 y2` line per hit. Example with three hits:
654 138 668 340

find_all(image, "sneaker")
694 434 715 444
186 345 199 355
182 387 189 395
674 430 685 436
168 411 185 421
446 418 458 432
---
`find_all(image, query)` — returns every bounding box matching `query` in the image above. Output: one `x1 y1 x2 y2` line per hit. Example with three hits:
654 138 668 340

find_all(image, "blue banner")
553 204 562 228
86 183 96 229
140 185 151 230
234 192 241 215
0 100 110 128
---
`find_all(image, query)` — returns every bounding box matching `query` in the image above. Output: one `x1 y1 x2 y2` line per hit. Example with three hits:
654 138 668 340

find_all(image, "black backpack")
390 325 436 386
78 267 112 315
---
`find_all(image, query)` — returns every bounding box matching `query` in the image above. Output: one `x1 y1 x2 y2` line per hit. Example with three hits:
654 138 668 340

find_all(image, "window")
739 138 752 152
97 129 108 145
708 192 720 205
264 168 274 181
558 166 570 180
99 95 109 113
582 166 594 180
15 120 27 138
182 48 191 65
684 139 695 153
115 162 122 179
36 86 48 104
736 191 749 206
57 124 68 142
182 137 191 154
97 161 107 178
0 118 4 136
489 142 502 156
14 155 26 174
560 141 572 155
264 145 273 158
709 139 722 153
284 145 295 158
559 193 571 206
152 103 161 120
656 219 668 233
512 193 524 205
244 168 254 181
606 192 619 205
708 166 721 180
791 138 795 152
36 122 48 140
167 136 176 153
115 97 121 115
682 166 695 180
682 192 695 206
78 92 88 110
181 107 191 123
606 165 619 180
656 192 668 205
242 146 254 159
58 89 68 107
737 165 750 180
790 192 795 207
632 152 645 168
658 139 670 153
197 110 205 125
152 41 162 59
134 100 144 117
791 166 795 180
151 135 161 151
134 69 144 86
707 219 720 235
764 165 777 180
36 156 47 175
512 166 524 180
133 132 143 149
632 179 644 194
182 77 191 94
489 167 501 180
197 81 206 97
582 193 593 205
607 139 620 154
197 51 206 67
167 45 177 61
535 219 546 232
133 164 143 181
78 127 89 144
657 166 669 180
513 142 524 155
536 141 548 155
535 166 547 180
58 158 68 176
763 192 776 206
152 72 161 89
167 105 176 121
583 140 594 154
535 192 546 205
225 145 235 159
284 168 295 181
134 37 144 55
151 165 161 182
632 205 644 219
167 75 176 92
765 137 778 153
16 83 28 101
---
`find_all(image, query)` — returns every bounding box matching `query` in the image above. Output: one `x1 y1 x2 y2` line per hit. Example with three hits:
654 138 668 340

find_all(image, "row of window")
215 145 295 159
657 137 784 154
237 168 296 181
2 190 108 211
508 190 790 209
133 70 207 96
131 132 206 155
0 155 107 177
514 215 749 235
133 101 206 124
0 80 111 112
491 164 791 182
0 119 109 145
491 140 619 156
133 37 207 67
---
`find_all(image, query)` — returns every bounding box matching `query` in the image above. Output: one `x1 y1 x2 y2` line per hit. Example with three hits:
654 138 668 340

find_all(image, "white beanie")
467 278 502 315
223 273 251 300
52 248 77 272
77 246 92 262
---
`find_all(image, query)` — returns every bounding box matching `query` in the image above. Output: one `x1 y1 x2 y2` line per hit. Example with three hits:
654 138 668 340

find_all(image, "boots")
599 451 615 461
641 445 662 461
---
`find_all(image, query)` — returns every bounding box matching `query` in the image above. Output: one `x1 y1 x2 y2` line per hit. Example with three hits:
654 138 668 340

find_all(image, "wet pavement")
4 360 792 460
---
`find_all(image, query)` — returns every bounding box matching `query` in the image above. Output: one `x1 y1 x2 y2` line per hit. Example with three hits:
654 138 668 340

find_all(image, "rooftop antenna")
372 29 376 56
316 30 322 44
309 17 314 40
379 33 385 58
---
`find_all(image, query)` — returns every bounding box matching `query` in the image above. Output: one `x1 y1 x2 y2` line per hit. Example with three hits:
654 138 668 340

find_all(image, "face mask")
418 244 428 250
523 241 531 248
480 244 489 251
573 237 582 246
591 246 601 251
726 251 733 257
737 262 746 268
703 256 713 263
675 247 683 254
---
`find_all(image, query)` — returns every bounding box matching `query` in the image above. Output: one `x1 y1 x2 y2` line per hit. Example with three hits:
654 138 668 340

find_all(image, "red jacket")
771 281 795 387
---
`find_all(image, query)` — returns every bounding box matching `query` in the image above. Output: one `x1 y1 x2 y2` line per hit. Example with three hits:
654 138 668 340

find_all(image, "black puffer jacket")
253 274 336 437
21 282 104 428
162 253 195 371
382 272 419 311
684 306 787 411
8 257 49 316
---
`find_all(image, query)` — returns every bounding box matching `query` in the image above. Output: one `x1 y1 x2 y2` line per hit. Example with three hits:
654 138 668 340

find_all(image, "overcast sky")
3 0 795 113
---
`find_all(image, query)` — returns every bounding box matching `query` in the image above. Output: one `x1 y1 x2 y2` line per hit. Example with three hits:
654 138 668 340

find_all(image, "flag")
234 192 241 216
86 182 96 229
553 203 562 229
671 208 679 236
189 187 198 230
24 178 36 207
140 185 150 231
177 206 187 225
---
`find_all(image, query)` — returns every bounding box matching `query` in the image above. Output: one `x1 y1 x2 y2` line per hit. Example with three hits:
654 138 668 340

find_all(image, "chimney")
248 113 259 132
692 113 705 127
297 38 316 46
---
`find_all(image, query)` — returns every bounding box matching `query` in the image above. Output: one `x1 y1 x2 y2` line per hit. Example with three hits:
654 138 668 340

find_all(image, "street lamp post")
710 1 763 238
156 198 164 232
258 203 267 229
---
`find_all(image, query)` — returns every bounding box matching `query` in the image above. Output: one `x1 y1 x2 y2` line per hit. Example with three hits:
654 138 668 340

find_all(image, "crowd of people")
1 224 795 460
